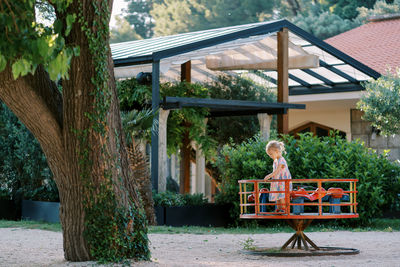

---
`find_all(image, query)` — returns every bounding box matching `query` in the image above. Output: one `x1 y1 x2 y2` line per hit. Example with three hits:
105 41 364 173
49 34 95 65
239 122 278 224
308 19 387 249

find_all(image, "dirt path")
0 228 399 266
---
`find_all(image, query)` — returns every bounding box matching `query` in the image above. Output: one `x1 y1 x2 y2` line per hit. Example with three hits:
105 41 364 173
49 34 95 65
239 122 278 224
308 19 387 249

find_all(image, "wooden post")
180 61 191 194
254 182 259 215
181 61 191 83
277 28 289 134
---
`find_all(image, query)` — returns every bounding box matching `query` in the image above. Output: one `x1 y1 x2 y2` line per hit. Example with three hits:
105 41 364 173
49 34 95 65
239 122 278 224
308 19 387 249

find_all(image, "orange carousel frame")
238 178 359 253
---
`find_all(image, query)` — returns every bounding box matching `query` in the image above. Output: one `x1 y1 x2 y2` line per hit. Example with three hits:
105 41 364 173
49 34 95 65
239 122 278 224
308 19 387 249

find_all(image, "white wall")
288 94 361 141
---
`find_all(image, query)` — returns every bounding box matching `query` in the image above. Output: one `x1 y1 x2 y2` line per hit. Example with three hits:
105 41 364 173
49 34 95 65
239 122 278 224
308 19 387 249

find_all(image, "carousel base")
241 246 360 257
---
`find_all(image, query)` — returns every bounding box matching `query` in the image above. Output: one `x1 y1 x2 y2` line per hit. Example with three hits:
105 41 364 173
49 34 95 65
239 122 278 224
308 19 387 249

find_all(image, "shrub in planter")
214 133 400 225
153 191 185 207
153 191 208 207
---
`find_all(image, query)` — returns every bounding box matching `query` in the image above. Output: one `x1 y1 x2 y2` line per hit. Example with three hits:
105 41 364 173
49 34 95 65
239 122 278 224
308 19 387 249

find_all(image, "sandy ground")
0 228 399 267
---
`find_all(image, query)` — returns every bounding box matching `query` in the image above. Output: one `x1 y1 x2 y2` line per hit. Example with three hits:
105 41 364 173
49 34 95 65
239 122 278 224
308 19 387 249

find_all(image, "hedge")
214 133 400 225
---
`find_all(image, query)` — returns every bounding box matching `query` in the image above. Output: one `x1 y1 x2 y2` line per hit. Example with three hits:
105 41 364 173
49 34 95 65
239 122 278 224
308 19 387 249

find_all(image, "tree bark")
0 0 146 262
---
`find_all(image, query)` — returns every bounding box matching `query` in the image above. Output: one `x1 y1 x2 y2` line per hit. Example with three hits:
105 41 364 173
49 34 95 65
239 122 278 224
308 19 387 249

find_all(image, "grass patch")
149 219 400 234
1 218 399 234
0 220 61 232
149 224 293 234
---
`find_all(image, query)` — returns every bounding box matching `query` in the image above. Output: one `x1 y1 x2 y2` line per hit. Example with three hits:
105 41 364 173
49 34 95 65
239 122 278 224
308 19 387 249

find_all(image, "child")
264 140 292 213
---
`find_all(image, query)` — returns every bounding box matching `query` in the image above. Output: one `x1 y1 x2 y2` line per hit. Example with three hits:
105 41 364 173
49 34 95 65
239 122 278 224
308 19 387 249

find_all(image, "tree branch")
0 64 64 167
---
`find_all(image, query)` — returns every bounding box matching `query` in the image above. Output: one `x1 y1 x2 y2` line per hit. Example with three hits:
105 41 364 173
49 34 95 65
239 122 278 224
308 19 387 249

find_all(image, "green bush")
214 133 400 225
0 103 58 202
153 191 208 207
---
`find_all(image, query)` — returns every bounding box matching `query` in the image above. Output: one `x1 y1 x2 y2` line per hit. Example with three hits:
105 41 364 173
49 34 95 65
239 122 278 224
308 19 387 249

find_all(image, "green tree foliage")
110 16 142 43
292 11 359 39
275 0 316 18
124 0 163 39
356 0 400 23
118 75 275 154
118 79 216 156
0 0 79 80
291 0 400 39
162 82 216 156
150 0 209 36
124 0 399 39
205 75 275 145
0 103 57 201
214 134 400 224
358 71 400 135
151 0 276 36
127 0 275 37
325 0 377 19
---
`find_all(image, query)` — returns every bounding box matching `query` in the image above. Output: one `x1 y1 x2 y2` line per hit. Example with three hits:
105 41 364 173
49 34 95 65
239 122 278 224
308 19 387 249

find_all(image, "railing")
238 178 358 219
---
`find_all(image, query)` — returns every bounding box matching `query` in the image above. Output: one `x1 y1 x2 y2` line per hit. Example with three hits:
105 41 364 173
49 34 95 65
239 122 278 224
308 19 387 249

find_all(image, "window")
290 122 346 138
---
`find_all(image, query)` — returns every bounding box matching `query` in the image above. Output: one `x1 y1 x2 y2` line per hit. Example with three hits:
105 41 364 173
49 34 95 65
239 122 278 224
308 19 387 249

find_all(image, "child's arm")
264 164 285 180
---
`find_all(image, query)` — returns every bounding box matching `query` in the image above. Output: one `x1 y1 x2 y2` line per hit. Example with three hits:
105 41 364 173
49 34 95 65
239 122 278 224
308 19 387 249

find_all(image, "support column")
170 154 177 181
180 61 191 194
195 118 207 195
205 174 212 202
277 28 289 134
151 60 160 192
257 113 272 141
195 143 206 195
158 109 170 192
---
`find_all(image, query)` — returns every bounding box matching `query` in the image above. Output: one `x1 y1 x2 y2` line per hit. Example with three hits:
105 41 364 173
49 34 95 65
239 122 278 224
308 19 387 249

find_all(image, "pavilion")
111 19 379 194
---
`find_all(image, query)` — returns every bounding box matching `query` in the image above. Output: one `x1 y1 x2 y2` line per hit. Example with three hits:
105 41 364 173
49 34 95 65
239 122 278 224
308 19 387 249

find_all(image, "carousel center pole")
281 219 319 251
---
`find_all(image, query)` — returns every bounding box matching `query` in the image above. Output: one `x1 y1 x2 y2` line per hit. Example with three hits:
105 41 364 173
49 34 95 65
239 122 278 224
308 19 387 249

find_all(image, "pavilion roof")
111 19 380 96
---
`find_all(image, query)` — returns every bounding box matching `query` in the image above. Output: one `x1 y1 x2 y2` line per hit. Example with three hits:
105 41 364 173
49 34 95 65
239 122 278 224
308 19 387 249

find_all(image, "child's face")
267 148 280 160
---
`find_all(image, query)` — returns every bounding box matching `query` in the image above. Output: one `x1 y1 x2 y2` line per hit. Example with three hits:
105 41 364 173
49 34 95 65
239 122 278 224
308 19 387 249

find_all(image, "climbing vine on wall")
119 79 217 157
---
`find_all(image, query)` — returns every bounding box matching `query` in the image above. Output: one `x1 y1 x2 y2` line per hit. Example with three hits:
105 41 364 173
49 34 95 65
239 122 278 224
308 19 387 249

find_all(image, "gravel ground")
0 228 399 267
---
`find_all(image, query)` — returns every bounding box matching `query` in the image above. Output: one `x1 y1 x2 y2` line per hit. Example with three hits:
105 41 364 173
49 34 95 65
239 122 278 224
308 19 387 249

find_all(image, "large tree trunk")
0 0 147 262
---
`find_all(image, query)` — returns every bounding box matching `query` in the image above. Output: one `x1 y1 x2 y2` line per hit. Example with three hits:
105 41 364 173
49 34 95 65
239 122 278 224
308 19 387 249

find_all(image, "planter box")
158 204 231 227
0 199 19 220
154 205 165 225
22 200 60 223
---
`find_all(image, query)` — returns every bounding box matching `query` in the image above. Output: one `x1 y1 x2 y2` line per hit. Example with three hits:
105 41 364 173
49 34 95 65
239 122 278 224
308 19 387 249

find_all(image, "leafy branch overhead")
0 1 79 80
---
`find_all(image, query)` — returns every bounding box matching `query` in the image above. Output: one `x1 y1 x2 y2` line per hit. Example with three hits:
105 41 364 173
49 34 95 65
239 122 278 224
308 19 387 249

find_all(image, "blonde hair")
266 140 285 154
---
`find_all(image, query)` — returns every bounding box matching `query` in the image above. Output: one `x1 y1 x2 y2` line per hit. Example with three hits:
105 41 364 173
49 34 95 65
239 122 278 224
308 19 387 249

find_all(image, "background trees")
120 0 398 41
358 71 400 136
110 16 142 43
0 103 57 202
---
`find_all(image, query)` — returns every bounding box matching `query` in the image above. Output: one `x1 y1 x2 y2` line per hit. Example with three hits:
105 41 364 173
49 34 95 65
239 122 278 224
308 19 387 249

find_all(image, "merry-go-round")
238 178 360 256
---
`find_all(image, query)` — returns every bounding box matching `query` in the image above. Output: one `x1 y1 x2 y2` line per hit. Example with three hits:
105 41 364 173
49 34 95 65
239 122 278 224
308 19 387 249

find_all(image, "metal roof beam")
288 73 311 87
152 21 286 61
161 96 305 110
289 83 364 95
209 108 287 117
301 69 335 86
113 55 153 67
251 70 277 84
319 60 358 83
286 22 381 79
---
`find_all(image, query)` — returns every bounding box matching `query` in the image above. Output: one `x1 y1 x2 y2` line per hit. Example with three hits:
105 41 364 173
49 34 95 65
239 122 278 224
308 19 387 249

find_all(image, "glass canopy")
111 19 380 95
